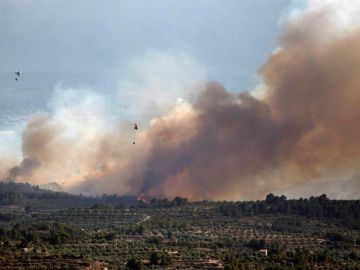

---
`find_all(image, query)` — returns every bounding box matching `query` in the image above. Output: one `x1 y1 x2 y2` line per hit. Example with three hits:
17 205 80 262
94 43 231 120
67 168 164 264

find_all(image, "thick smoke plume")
5 1 360 200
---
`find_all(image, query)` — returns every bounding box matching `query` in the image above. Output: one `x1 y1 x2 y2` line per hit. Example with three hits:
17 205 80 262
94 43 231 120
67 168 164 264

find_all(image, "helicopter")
129 123 138 144
14 70 21 81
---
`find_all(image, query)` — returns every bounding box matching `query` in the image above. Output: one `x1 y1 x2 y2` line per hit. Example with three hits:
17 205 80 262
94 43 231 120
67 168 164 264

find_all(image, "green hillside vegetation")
0 182 358 269
0 182 137 210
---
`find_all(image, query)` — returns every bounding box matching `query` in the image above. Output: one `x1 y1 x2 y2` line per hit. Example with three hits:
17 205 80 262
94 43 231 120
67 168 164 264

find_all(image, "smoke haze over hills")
2 0 360 200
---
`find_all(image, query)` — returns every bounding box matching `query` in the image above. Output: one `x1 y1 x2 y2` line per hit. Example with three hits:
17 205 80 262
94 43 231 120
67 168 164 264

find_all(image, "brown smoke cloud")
6 4 360 200
134 20 360 200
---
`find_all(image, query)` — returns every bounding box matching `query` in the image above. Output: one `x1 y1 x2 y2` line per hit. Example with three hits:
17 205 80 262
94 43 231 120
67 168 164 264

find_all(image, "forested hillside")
0 182 137 210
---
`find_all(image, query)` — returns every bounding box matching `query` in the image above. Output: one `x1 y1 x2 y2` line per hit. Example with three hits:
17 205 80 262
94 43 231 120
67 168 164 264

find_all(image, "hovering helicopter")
129 123 138 144
14 70 21 81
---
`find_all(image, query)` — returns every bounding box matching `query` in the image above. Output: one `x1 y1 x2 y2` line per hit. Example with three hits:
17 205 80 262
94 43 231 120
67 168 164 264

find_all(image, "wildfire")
137 194 149 204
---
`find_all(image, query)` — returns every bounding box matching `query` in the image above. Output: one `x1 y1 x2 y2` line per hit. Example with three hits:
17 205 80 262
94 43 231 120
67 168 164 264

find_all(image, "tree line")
219 194 360 229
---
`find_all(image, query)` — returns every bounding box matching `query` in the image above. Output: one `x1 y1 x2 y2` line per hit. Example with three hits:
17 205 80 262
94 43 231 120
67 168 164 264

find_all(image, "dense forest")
0 182 137 209
1 182 360 229
219 193 360 229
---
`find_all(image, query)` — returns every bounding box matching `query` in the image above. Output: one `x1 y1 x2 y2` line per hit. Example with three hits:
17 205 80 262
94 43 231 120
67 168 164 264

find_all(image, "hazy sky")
2 0 360 200
0 0 292 130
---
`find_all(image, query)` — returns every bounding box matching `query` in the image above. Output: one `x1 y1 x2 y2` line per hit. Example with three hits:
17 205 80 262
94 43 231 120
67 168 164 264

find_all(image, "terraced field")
0 201 359 269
